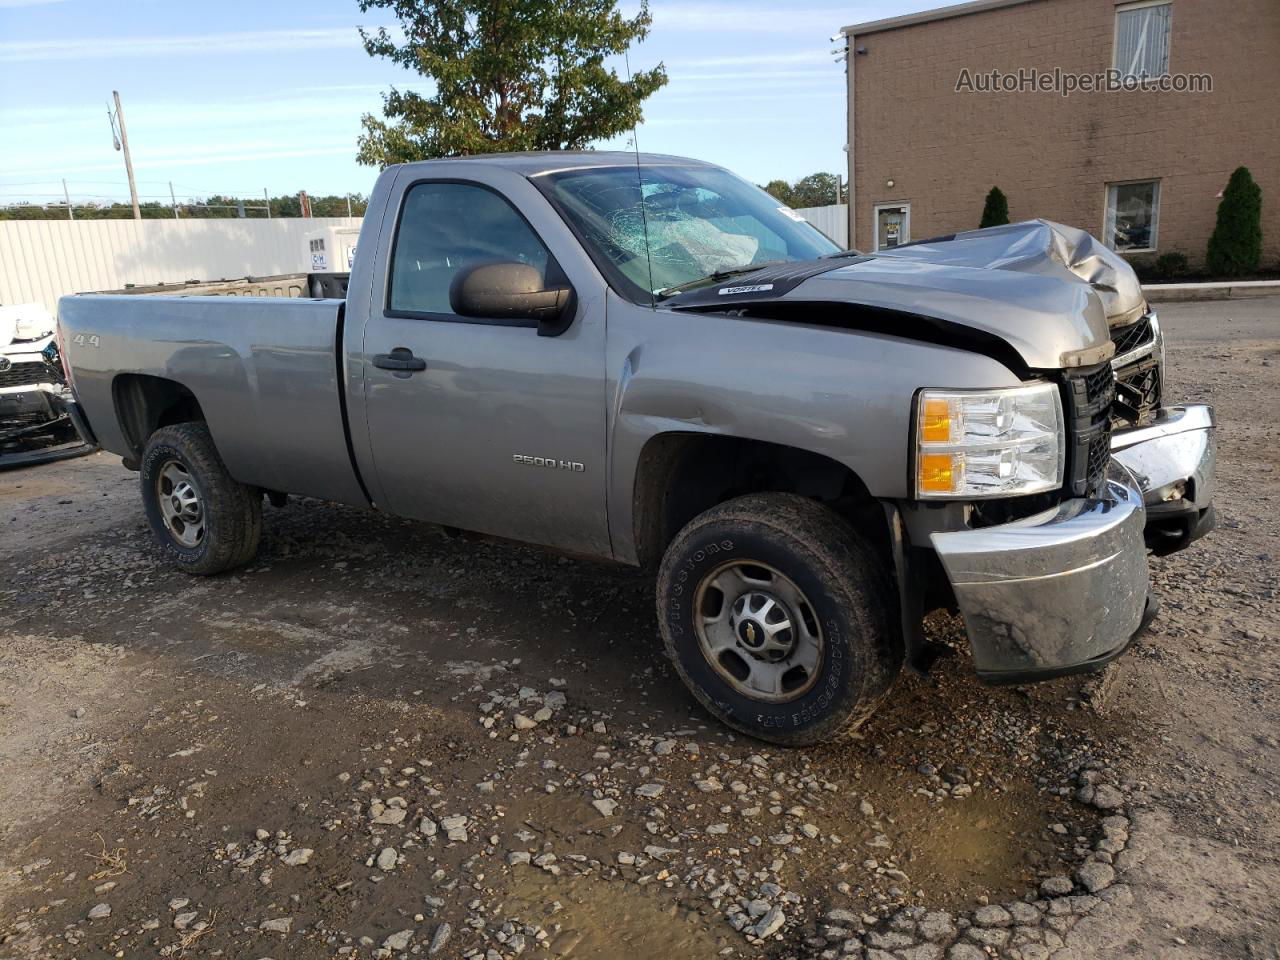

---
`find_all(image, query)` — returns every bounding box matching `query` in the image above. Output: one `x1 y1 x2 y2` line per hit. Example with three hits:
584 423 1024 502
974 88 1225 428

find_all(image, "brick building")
841 0 1279 270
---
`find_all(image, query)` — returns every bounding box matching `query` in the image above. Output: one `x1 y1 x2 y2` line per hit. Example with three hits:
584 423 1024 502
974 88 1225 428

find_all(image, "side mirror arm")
536 288 575 337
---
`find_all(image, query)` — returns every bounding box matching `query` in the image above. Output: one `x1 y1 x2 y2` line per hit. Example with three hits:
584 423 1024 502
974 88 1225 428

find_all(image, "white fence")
2 206 851 316
0 217 363 315
794 204 849 249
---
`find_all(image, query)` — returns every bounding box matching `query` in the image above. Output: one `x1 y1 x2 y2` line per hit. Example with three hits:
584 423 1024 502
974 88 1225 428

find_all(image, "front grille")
1061 363 1115 498
1110 315 1156 358
0 361 50 389
1112 356 1162 428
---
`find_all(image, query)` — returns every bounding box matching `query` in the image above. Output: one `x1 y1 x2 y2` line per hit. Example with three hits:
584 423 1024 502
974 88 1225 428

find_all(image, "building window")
1105 180 1161 251
1114 1 1172 79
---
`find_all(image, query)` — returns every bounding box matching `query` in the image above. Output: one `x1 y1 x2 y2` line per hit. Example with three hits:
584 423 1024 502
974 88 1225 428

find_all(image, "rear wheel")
140 423 261 575
656 493 900 745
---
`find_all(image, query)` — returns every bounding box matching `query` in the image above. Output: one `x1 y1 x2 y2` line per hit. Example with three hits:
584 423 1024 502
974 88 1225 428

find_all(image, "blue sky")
0 0 937 207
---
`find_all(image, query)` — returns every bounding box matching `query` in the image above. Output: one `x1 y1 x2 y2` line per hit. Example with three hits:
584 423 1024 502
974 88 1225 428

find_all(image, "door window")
388 182 551 318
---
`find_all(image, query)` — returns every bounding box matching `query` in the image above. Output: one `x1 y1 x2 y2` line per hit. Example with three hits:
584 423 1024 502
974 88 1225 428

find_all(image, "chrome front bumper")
1112 403 1216 554
931 465 1151 682
929 401 1216 682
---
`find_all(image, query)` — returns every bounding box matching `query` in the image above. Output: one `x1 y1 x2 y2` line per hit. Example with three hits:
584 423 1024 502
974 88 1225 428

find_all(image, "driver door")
358 174 610 556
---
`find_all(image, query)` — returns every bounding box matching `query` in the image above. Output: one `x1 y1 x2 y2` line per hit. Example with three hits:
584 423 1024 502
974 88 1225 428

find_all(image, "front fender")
604 295 1025 563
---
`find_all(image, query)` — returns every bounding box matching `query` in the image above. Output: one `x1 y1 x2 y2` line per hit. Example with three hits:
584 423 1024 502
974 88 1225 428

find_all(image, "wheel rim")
693 560 824 703
155 459 205 548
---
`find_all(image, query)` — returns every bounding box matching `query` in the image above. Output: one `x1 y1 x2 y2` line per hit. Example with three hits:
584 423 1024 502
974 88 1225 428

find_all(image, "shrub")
979 187 1009 229
1206 166 1263 277
1124 255 1158 283
1153 251 1190 279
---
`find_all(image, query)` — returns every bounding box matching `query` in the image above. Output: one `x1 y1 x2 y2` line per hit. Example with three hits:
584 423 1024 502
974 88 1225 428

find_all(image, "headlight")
915 383 1064 499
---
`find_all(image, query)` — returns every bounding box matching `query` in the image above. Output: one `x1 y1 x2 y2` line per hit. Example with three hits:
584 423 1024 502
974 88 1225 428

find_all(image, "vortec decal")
718 283 775 296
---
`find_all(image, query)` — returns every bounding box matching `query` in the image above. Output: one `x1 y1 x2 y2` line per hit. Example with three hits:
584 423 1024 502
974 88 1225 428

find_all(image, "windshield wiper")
656 260 786 299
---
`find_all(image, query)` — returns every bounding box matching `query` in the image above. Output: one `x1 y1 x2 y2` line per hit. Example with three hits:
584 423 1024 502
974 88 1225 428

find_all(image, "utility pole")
169 181 180 219
109 91 141 220
264 188 271 219
62 179 74 221
346 194 352 218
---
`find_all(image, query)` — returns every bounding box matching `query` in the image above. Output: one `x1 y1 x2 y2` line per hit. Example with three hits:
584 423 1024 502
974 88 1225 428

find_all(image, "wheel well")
113 374 206 457
632 433 886 568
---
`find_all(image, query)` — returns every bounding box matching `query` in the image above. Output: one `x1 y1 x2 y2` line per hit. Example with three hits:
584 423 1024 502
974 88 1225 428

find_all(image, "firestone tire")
139 422 262 576
656 493 901 746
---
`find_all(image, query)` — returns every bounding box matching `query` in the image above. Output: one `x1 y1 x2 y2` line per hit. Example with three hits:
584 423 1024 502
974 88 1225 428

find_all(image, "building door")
874 203 910 250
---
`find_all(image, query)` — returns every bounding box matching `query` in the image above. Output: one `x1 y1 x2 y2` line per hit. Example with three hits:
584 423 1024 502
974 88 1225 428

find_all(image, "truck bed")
58 295 367 506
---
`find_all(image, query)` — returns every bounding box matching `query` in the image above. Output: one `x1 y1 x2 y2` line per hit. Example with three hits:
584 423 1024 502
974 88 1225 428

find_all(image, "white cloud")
655 77 841 100
2 142 358 180
673 50 836 68
0 27 365 61
649 2 845 34
672 68 841 85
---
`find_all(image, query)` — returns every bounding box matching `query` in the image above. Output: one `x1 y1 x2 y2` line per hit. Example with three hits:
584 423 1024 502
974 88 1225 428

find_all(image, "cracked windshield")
536 164 840 298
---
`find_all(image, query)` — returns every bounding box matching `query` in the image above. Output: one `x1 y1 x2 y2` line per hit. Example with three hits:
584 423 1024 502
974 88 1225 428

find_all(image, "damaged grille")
1062 363 1115 498
1110 314 1156 358
1112 357 1162 428
0 361 49 390
1109 312 1162 428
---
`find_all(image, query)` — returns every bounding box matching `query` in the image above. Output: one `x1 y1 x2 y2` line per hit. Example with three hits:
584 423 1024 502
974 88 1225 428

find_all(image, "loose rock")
1075 860 1116 893
382 929 413 951
428 922 452 955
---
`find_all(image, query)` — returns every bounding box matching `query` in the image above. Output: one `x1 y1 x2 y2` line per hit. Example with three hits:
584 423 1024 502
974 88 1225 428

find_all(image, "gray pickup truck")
57 152 1216 745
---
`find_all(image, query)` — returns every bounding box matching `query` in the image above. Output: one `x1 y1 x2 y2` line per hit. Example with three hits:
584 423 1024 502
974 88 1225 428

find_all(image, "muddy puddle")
886 788 1083 906
495 869 733 958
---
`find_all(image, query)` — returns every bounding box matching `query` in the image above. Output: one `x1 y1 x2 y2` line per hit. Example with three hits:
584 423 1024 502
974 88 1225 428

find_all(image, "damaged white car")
1 303 92 467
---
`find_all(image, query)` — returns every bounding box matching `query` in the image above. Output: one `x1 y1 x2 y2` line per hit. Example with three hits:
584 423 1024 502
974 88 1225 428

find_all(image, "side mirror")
449 261 574 337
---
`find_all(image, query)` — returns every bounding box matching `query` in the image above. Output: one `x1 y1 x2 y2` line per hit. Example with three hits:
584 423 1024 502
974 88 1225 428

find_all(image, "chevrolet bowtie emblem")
745 622 757 644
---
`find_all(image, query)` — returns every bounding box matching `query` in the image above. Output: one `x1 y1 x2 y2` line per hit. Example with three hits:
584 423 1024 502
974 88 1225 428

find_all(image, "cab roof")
396 151 717 178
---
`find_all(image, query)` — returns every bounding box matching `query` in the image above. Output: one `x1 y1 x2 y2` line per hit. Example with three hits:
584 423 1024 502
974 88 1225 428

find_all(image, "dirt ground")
1 297 1277 960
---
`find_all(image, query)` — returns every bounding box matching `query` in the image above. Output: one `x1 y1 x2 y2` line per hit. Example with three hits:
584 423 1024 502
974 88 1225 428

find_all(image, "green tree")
355 0 667 166
761 173 844 208
790 173 843 208
1206 166 1263 277
762 179 796 206
0 194 369 221
979 186 1009 229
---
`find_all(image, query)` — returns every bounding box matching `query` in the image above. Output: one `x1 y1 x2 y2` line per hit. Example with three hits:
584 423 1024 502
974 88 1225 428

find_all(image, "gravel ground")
0 297 1276 960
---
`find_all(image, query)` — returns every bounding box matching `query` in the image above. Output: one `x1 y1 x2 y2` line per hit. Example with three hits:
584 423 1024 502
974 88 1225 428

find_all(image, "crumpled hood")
669 220 1135 371
875 219 1148 328
774 252 1112 371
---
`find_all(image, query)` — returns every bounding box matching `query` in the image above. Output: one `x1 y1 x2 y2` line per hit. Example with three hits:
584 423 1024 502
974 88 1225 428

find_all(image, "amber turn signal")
919 396 954 444
918 453 961 494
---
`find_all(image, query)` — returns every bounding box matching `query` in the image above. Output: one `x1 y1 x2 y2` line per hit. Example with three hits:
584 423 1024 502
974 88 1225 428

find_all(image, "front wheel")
140 423 262 575
656 493 901 746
